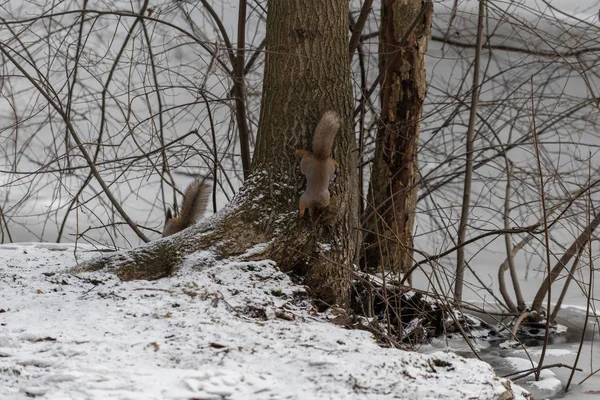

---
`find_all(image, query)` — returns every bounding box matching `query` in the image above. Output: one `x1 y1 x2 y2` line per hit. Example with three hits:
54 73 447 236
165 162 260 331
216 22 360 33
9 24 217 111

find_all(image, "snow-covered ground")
0 243 530 399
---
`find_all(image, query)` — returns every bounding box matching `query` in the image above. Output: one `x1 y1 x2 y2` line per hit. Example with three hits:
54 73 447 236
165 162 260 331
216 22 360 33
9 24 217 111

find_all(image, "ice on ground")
512 348 573 357
0 243 530 399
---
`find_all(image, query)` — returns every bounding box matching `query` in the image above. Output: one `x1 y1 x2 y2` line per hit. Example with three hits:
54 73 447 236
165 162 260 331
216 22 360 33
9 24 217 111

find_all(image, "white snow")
0 243 530 399
504 357 563 395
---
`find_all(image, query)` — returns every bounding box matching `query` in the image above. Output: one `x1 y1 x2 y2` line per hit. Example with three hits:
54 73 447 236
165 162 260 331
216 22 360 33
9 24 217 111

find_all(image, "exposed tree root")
73 173 354 307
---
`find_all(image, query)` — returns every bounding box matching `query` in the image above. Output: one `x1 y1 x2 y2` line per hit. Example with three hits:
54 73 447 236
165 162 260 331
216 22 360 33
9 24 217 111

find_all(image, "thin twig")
349 0 373 57
504 363 582 381
499 163 518 312
531 76 552 382
566 155 594 391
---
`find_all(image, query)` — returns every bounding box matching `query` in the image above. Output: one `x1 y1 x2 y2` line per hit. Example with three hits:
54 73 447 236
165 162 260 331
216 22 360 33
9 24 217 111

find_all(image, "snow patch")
0 243 529 399
504 356 563 396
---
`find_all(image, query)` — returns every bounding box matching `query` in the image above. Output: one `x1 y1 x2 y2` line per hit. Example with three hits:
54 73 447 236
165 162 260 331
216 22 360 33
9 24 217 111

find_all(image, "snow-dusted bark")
77 0 358 308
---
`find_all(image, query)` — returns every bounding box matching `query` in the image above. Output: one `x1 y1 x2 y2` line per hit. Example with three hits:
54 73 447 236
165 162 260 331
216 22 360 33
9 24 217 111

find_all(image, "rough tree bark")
74 0 358 308
360 0 432 281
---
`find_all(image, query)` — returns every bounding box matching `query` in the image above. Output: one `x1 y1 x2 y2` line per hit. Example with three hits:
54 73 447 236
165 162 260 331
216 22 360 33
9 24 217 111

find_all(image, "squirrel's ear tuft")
166 209 173 220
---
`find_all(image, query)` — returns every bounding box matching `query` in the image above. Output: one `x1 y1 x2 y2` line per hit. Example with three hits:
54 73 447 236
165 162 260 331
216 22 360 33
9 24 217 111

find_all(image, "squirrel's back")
295 110 341 222
311 110 341 160
163 179 209 237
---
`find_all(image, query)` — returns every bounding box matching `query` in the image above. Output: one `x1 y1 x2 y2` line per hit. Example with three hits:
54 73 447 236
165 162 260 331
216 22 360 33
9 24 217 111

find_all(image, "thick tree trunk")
76 0 358 308
360 0 432 281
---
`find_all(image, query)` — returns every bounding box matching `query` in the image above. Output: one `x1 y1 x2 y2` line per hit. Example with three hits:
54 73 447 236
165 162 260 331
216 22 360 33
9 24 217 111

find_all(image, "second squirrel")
163 179 210 237
295 110 341 223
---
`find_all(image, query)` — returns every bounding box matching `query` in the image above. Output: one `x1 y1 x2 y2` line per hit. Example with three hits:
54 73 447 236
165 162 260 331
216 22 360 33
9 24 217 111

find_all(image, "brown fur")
163 180 210 237
296 111 341 223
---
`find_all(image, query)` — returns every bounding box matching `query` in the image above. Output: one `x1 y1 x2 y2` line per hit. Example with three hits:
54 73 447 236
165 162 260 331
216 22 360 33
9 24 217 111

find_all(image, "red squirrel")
163 179 210 237
295 110 340 223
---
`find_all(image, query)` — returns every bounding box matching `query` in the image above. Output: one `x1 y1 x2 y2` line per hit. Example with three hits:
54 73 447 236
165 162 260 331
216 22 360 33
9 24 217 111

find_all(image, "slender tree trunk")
530 209 600 315
76 0 358 308
455 0 485 302
361 0 432 282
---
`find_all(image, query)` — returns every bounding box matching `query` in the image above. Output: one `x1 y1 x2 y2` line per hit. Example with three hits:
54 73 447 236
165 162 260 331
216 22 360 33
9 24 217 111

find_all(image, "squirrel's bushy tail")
312 110 341 160
179 179 209 230
163 179 210 237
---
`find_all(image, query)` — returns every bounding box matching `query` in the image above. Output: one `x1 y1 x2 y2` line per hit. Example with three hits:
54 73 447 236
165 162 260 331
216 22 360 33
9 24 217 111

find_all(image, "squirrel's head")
308 206 324 224
308 195 331 224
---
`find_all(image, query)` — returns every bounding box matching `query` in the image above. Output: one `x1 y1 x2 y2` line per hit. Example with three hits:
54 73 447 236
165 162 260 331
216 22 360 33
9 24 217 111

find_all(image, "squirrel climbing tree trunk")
361 0 433 283
76 0 358 308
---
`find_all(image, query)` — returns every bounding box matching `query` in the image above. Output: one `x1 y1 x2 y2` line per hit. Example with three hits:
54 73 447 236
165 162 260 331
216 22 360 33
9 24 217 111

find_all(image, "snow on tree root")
0 243 530 399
